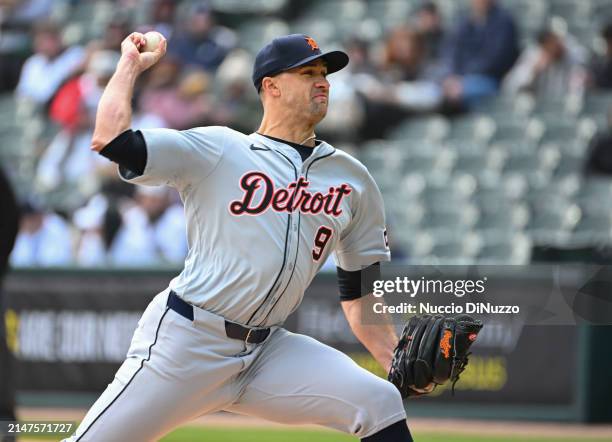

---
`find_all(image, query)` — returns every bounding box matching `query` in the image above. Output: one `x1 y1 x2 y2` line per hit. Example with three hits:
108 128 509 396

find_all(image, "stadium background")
1 0 612 440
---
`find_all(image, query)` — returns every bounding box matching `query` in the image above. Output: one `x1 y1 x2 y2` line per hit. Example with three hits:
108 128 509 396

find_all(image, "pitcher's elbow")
90 137 107 153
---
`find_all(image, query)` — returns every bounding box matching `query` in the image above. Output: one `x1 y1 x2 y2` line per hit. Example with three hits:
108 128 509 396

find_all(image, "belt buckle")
245 328 254 344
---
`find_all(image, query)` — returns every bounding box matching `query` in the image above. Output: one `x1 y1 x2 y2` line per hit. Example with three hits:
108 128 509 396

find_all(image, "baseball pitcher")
64 32 482 442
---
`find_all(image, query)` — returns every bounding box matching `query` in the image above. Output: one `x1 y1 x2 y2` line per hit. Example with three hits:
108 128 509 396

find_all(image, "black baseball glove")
388 314 483 398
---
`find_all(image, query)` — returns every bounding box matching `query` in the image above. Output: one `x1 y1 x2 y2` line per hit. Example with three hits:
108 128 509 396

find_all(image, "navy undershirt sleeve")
99 129 147 177
337 262 381 301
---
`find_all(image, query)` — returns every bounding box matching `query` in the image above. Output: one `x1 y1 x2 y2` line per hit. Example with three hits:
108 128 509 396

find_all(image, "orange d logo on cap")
305 36 319 51
252 34 348 91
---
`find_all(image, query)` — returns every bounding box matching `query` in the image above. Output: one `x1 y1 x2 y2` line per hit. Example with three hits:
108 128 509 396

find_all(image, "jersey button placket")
284 216 300 285
259 210 300 323
253 163 298 324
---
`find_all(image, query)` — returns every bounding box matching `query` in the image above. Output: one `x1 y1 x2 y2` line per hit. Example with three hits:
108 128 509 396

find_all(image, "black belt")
167 290 271 344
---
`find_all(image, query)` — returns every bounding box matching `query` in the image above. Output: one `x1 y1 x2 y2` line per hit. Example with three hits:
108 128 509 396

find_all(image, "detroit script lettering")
229 171 352 216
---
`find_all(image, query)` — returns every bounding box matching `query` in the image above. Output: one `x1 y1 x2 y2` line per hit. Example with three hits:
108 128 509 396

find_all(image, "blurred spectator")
213 48 259 133
585 106 612 175
590 23 612 90
83 14 130 73
11 201 73 267
108 186 187 267
381 26 435 82
316 38 377 139
15 21 85 105
148 0 178 39
441 0 519 106
73 193 121 267
139 61 220 129
503 29 587 97
2 0 54 23
0 167 19 424
131 101 167 130
377 26 442 109
49 50 120 131
168 1 236 72
0 0 46 92
357 26 443 138
138 57 182 104
72 177 138 266
35 50 121 194
100 13 131 52
413 2 445 63
342 37 377 75
319 37 375 140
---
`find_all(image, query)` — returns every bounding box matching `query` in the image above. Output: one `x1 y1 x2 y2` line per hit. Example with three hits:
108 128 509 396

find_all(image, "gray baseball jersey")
65 126 405 442
121 127 390 326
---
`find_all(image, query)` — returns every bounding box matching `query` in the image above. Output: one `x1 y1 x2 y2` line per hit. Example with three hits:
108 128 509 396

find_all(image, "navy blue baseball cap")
252 34 349 91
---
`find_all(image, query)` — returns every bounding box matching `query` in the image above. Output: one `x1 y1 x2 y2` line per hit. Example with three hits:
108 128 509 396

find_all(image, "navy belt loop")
167 290 194 321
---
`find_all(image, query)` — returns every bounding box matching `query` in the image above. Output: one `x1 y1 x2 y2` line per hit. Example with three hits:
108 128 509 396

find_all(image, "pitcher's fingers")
154 38 167 56
127 32 146 50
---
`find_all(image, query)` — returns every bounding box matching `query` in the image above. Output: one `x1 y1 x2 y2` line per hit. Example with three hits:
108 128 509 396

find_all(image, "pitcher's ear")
261 77 281 97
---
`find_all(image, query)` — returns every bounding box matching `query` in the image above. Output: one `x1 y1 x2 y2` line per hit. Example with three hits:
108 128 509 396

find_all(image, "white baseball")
141 31 163 52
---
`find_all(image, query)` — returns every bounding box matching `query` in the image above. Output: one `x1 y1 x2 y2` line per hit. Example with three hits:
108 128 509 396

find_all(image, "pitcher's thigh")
64 356 203 441
228 331 406 439
64 299 240 442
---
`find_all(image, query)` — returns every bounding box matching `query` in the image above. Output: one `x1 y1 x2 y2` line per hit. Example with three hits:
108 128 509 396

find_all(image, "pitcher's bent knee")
350 377 406 438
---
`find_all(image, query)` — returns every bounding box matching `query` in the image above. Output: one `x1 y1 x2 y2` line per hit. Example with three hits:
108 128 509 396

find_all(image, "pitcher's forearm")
342 295 398 373
90 31 167 152
351 319 397 373
91 59 140 152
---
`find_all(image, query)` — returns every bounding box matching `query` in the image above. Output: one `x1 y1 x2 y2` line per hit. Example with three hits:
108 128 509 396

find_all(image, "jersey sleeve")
119 126 226 190
333 169 391 271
